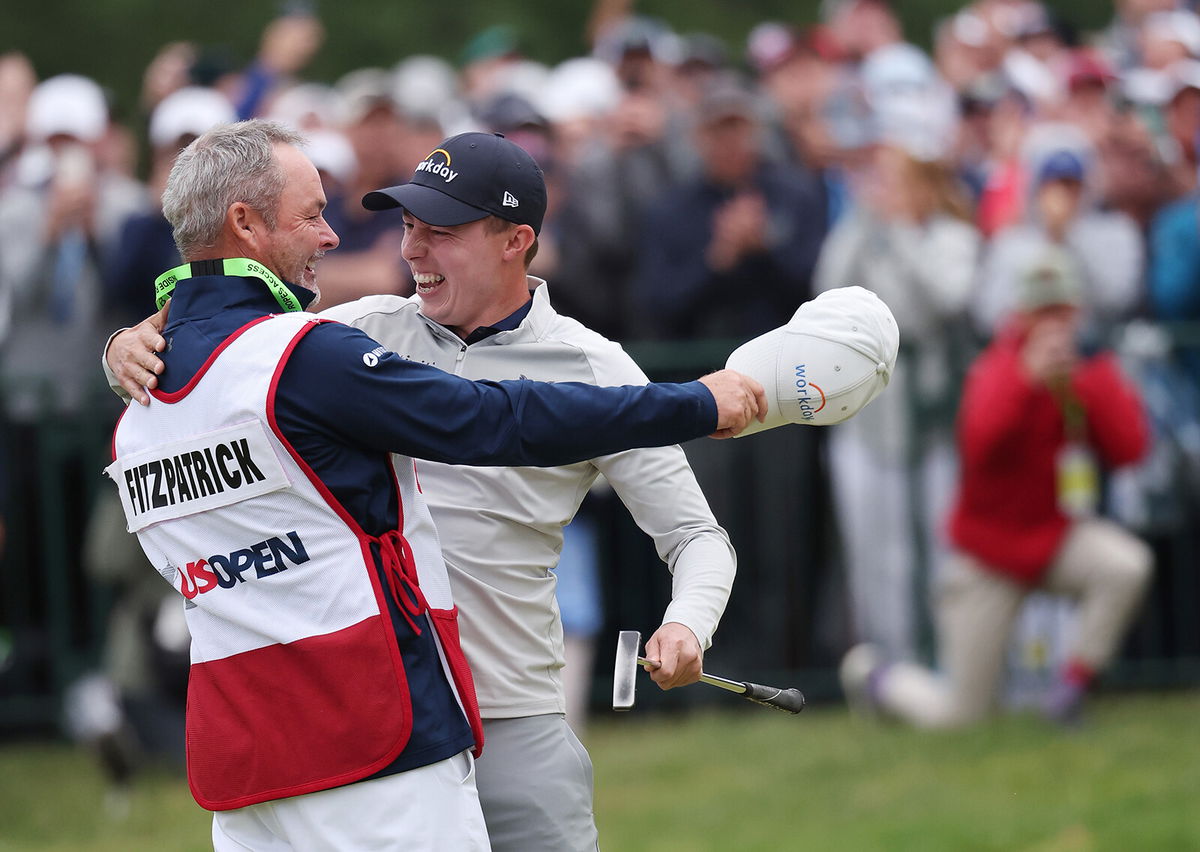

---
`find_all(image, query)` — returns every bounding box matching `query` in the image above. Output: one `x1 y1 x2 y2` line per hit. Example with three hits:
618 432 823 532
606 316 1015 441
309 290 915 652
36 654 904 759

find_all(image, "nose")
401 226 423 261
320 217 340 251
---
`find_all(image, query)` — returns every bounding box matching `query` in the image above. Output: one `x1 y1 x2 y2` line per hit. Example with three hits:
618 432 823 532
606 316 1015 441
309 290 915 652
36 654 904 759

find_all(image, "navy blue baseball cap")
362 131 547 234
1036 149 1086 185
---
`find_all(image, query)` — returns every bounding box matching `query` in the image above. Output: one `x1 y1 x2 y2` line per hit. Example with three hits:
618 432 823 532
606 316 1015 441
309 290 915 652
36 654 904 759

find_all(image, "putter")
612 630 805 715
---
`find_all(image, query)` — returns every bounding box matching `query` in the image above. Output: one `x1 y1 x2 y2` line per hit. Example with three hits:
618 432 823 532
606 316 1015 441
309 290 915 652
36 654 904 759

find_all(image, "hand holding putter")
612 630 806 715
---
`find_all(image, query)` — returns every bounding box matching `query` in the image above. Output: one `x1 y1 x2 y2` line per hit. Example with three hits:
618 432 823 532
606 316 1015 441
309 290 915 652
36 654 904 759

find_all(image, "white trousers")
830 433 958 660
878 518 1153 728
212 750 489 851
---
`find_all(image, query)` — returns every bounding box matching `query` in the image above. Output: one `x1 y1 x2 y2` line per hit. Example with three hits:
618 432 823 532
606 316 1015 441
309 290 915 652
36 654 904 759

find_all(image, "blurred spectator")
1096 104 1175 231
459 24 525 108
313 70 411 306
841 246 1153 727
0 74 147 417
822 0 905 64
973 124 1144 341
973 84 1034 236
546 57 690 339
68 487 189 789
266 81 342 131
1097 0 1186 74
1147 159 1200 385
862 42 961 165
1156 60 1200 196
815 140 980 661
536 56 624 168
999 2 1072 114
138 41 198 115
392 54 471 143
747 23 857 224
0 77 147 760
1149 180 1200 324
631 79 827 340
106 86 236 324
934 9 1004 94
1054 47 1176 230
227 4 324 119
592 14 676 96
1057 48 1120 144
1121 11 1200 126
1140 10 1200 70
667 32 730 111
0 52 36 186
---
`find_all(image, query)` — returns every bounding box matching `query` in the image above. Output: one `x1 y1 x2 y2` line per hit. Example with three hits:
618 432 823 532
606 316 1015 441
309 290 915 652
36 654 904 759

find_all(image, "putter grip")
741 682 806 714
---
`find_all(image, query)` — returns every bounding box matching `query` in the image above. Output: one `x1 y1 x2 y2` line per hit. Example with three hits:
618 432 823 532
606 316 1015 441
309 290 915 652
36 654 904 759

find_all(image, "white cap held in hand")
726 286 899 436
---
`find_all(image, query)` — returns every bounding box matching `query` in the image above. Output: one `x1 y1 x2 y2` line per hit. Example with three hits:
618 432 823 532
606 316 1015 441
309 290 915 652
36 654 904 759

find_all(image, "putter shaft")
637 656 747 694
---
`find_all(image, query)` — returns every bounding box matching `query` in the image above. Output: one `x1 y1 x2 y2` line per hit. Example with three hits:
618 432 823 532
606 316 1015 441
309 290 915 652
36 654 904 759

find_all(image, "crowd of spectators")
2 0 1200 751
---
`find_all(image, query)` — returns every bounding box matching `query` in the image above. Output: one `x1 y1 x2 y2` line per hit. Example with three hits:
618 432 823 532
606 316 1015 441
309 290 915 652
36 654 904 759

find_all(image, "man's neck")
437 275 536 340
445 296 534 342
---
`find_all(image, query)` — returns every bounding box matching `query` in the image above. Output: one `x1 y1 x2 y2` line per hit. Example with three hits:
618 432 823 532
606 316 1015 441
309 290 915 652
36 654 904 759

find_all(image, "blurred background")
1 0 1198 847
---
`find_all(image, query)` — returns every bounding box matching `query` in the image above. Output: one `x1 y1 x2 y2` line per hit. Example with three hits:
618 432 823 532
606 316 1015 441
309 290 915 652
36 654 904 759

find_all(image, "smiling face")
400 212 533 338
261 143 340 294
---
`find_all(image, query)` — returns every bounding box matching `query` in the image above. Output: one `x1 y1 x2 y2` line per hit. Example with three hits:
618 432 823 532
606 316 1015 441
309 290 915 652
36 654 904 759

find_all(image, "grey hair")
161 119 305 259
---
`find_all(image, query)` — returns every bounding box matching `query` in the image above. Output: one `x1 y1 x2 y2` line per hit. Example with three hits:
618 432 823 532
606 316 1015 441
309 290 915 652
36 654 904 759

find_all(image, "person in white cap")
0 73 147 415
812 132 980 664
107 87 237 324
840 247 1152 728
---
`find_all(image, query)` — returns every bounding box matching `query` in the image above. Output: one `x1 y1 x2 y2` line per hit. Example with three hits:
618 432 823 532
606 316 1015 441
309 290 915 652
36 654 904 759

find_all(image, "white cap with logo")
726 286 899 436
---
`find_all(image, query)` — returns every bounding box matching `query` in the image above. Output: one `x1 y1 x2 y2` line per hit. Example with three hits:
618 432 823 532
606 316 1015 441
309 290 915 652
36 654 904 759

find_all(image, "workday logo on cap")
362 132 547 233
414 148 459 184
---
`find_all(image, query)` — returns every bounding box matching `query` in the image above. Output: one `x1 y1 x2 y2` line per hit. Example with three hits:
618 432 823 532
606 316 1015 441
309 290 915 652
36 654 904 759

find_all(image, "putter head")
612 630 642 711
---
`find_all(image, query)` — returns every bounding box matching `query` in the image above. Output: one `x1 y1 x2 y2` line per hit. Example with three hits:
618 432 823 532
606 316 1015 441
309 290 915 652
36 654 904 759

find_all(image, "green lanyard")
153 258 305 313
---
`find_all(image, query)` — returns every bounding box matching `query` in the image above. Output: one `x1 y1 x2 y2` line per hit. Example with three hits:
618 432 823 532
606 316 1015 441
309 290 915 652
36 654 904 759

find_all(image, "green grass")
1 691 1197 851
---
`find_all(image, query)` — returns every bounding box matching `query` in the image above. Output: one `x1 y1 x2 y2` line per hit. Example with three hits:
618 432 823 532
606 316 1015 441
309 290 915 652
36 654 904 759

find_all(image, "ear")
226 202 266 253
501 224 536 263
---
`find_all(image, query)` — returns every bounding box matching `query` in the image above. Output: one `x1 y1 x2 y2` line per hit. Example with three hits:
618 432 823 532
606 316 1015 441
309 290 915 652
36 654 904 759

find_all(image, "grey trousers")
476 714 599 852
878 518 1153 727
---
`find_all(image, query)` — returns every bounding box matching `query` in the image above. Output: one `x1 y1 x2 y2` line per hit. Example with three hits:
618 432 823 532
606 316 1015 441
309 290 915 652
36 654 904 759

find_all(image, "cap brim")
361 182 490 226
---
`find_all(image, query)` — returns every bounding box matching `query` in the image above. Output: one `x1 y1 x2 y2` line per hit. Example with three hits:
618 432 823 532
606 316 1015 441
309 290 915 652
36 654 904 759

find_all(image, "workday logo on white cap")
726 287 899 436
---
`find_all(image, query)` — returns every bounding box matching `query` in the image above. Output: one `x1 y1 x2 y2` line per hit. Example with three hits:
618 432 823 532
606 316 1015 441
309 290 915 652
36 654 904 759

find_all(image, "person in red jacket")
840 247 1153 726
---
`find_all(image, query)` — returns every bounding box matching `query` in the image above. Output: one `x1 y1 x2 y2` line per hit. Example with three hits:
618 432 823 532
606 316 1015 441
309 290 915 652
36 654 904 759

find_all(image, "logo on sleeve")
363 345 387 367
